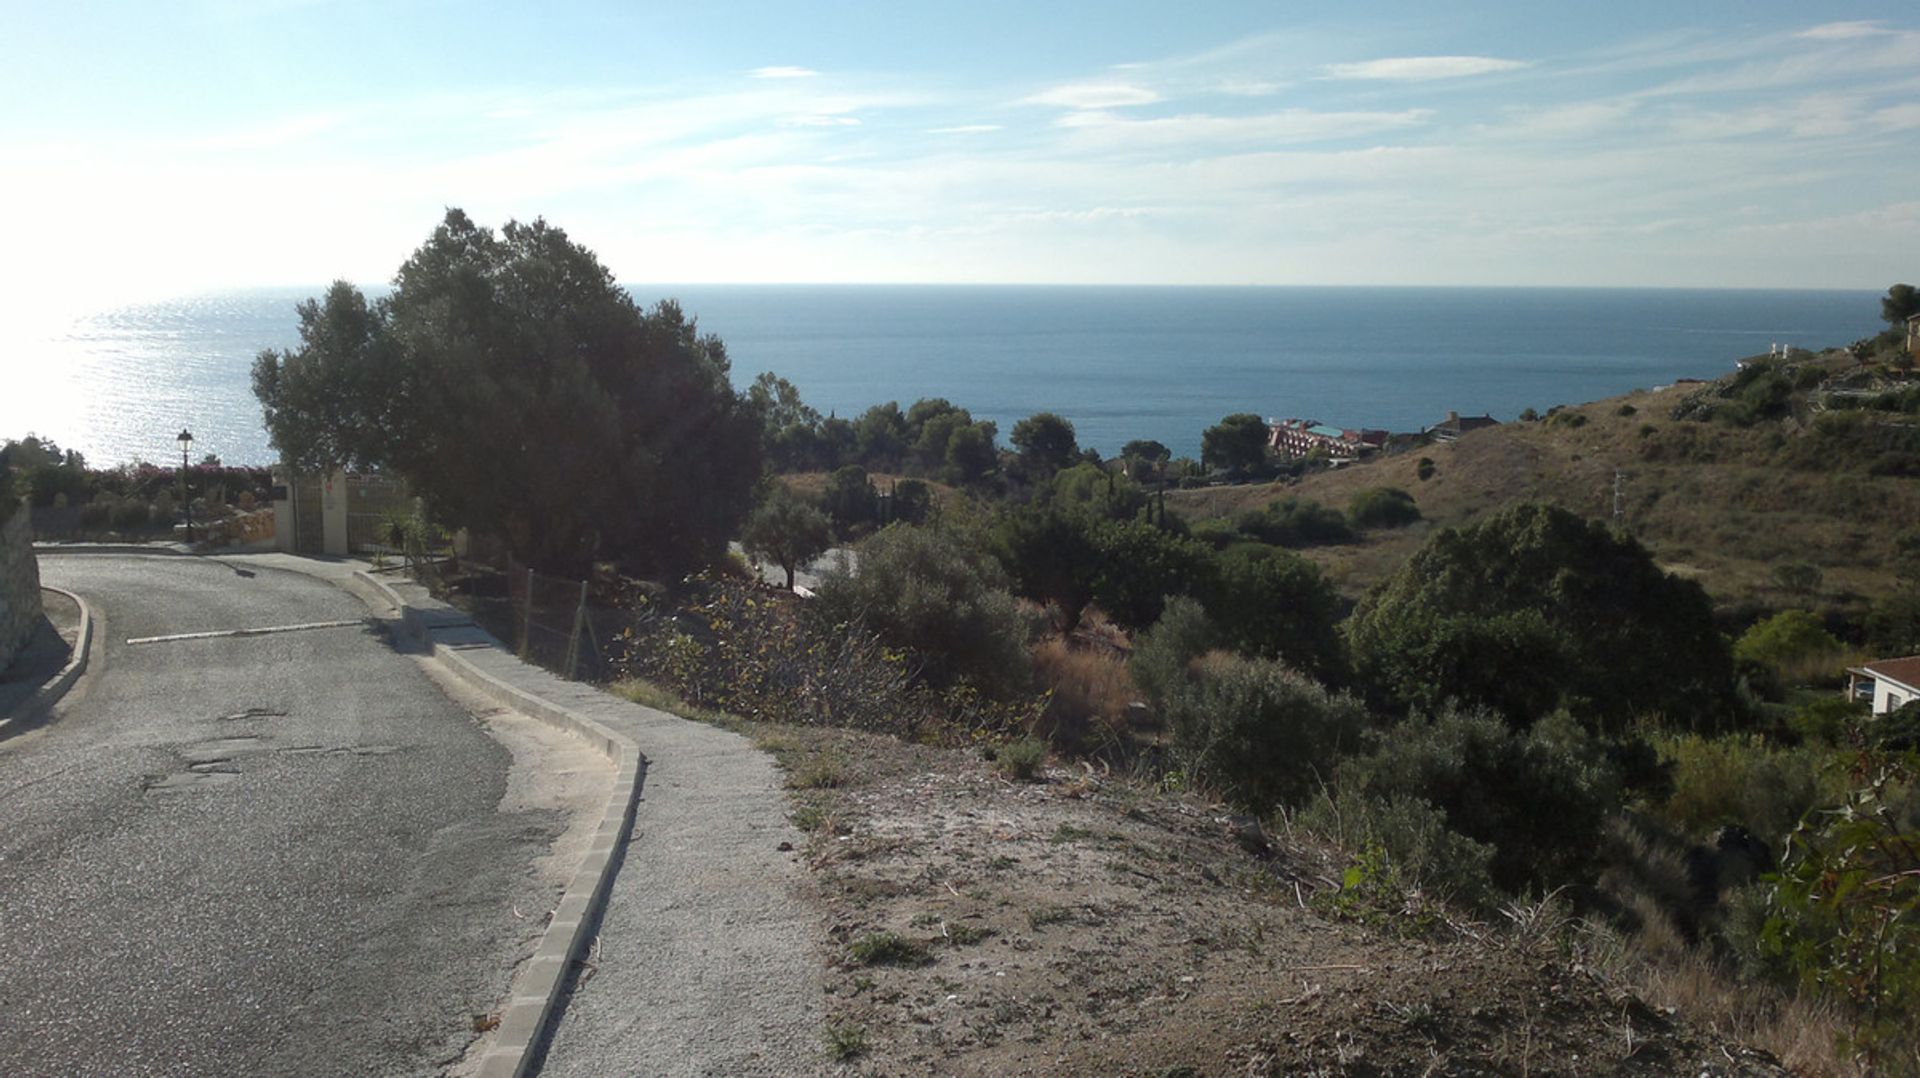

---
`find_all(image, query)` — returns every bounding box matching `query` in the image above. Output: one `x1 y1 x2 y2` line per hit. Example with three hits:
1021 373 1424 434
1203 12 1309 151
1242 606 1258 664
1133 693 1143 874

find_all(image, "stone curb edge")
352 570 644 1078
0 585 95 732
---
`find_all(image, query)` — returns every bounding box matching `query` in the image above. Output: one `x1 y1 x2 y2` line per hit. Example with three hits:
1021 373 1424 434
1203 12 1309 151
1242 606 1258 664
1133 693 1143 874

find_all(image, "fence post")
565 579 589 681
521 566 535 660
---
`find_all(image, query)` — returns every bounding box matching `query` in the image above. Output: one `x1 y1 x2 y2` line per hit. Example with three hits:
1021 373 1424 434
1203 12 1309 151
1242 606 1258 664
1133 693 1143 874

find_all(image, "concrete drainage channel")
352 570 643 1078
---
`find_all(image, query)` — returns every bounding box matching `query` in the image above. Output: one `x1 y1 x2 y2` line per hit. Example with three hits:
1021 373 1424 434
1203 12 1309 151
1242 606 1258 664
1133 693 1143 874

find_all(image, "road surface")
1 554 562 1076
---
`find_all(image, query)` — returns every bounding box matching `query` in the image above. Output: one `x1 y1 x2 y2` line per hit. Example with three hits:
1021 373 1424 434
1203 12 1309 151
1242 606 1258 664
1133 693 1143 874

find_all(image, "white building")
1846 656 1920 715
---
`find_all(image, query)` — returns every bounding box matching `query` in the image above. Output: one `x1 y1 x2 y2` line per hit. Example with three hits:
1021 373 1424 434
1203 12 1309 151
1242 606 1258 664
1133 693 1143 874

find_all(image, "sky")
3 0 1918 317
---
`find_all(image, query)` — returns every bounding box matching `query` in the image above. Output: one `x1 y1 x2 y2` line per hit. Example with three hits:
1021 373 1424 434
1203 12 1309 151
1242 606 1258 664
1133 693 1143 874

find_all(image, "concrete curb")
0 585 95 734
352 570 643 1078
28 586 94 717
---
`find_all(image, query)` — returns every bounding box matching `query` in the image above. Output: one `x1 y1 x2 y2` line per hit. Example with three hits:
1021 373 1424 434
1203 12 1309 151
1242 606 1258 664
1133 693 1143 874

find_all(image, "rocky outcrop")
0 506 43 671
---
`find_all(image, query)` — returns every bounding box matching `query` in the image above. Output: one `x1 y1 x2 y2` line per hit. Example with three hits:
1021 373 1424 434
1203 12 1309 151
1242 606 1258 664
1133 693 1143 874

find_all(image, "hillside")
1168 349 1920 620
757 723 1801 1076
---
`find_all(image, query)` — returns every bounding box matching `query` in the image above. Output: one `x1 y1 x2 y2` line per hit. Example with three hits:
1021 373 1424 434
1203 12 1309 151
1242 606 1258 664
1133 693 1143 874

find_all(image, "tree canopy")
253 209 761 575
1201 413 1268 475
1346 502 1739 731
1010 412 1078 480
1884 283 1920 328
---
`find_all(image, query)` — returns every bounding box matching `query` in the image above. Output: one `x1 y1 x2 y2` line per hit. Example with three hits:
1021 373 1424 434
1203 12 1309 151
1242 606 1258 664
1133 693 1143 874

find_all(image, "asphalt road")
1 554 561 1076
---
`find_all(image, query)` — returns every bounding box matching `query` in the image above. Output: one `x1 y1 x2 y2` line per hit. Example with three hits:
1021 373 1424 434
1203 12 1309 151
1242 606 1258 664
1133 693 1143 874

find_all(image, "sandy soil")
759 725 1791 1077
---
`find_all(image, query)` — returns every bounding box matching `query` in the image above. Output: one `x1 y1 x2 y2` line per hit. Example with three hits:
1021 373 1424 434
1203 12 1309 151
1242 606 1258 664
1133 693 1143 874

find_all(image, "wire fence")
446 546 652 684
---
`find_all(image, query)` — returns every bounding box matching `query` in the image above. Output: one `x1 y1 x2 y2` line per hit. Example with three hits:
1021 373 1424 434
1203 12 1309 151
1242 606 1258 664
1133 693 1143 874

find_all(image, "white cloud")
1023 82 1161 109
750 66 819 79
1797 21 1892 41
927 124 1003 134
783 115 861 127
1321 55 1529 81
1055 107 1432 149
1217 79 1284 97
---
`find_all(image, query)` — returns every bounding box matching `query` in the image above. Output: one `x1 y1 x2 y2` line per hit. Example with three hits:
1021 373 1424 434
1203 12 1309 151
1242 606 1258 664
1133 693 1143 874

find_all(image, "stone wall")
0 505 44 671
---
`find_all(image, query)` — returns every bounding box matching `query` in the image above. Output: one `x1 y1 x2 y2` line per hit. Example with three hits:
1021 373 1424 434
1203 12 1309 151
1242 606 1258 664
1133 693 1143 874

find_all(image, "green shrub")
1616 403 1638 417
847 931 931 967
1347 486 1421 530
1655 733 1835 847
1762 756 1920 1062
1188 518 1240 549
1160 653 1371 813
1234 496 1353 547
1733 609 1841 673
1415 457 1436 481
111 500 151 531
1333 707 1620 895
997 738 1047 781
1128 596 1218 710
1201 544 1347 684
814 523 1031 695
1299 795 1499 914
1346 503 1738 733
1087 517 1211 631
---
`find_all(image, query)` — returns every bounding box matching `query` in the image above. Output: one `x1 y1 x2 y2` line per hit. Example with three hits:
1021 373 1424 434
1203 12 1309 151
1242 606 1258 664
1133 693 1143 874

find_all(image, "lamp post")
176 429 194 543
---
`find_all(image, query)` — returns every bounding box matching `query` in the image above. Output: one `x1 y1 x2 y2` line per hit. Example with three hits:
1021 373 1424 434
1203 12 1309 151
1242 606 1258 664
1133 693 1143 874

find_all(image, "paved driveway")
1 554 560 1076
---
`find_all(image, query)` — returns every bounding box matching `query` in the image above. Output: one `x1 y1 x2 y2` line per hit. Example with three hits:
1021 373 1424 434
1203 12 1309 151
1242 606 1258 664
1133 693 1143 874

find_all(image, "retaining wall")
0 507 44 670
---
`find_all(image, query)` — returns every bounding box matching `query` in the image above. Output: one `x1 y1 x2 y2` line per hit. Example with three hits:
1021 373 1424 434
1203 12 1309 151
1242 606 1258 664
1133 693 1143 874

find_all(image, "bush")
1201 544 1347 685
1415 456 1436 481
1616 403 1638 417
1347 503 1738 732
613 571 1035 743
1655 733 1835 848
1235 496 1353 547
111 500 151 531
1347 486 1421 529
1087 517 1211 631
996 738 1047 781
1160 653 1371 813
1733 609 1842 675
814 523 1031 695
1332 707 1620 895
1129 596 1218 710
1030 638 1134 752
1298 792 1499 913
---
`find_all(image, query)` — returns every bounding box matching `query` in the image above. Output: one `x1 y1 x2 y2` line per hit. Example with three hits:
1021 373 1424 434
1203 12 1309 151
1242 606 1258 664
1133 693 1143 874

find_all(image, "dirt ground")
754 724 1792 1077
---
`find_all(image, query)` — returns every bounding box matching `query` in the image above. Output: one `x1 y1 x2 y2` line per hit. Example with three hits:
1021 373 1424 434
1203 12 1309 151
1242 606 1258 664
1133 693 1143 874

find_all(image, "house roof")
1857 656 1920 693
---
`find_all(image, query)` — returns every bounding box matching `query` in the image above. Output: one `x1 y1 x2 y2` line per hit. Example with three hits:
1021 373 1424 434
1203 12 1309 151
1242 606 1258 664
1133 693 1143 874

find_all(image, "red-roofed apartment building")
1267 418 1388 461
1847 656 1920 715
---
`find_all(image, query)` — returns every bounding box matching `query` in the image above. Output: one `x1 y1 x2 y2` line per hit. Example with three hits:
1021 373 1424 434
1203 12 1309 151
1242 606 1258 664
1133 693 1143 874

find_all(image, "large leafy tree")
741 483 832 590
1883 283 1919 328
1201 413 1269 475
253 209 762 576
1346 503 1739 731
1010 411 1078 481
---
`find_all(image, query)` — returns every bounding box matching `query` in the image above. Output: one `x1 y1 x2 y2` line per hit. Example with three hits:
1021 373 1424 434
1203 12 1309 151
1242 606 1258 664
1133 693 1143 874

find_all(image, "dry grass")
1166 372 1920 612
1604 943 1857 1076
1029 637 1136 752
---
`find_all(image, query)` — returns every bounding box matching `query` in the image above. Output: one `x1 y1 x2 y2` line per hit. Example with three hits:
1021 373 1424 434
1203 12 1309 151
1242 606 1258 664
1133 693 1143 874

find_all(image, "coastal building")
1425 410 1500 442
1266 418 1387 461
1848 656 1920 716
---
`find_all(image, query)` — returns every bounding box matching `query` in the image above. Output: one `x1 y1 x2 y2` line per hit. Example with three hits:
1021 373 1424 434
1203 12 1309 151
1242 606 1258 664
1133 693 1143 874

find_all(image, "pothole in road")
216 707 288 723
142 769 239 794
279 744 404 758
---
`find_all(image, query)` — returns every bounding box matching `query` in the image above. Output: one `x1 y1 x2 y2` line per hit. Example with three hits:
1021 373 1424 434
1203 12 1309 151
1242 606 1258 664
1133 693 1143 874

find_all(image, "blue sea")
2 285 1884 467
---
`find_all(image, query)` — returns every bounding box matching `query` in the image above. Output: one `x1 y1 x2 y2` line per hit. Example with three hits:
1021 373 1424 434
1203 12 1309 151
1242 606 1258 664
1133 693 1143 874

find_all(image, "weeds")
821 1021 867 1061
997 737 1047 781
846 932 932 967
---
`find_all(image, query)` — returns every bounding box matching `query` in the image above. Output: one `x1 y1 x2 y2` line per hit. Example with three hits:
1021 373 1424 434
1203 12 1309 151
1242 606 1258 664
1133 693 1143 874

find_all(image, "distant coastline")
4 285 1879 468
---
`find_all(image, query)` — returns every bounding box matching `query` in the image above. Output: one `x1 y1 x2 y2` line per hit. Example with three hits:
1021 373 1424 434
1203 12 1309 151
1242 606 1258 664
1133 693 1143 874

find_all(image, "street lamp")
176 429 194 543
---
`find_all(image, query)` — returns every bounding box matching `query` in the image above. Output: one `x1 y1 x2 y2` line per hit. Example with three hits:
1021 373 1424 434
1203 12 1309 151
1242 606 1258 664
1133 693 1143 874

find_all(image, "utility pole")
1613 469 1626 530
